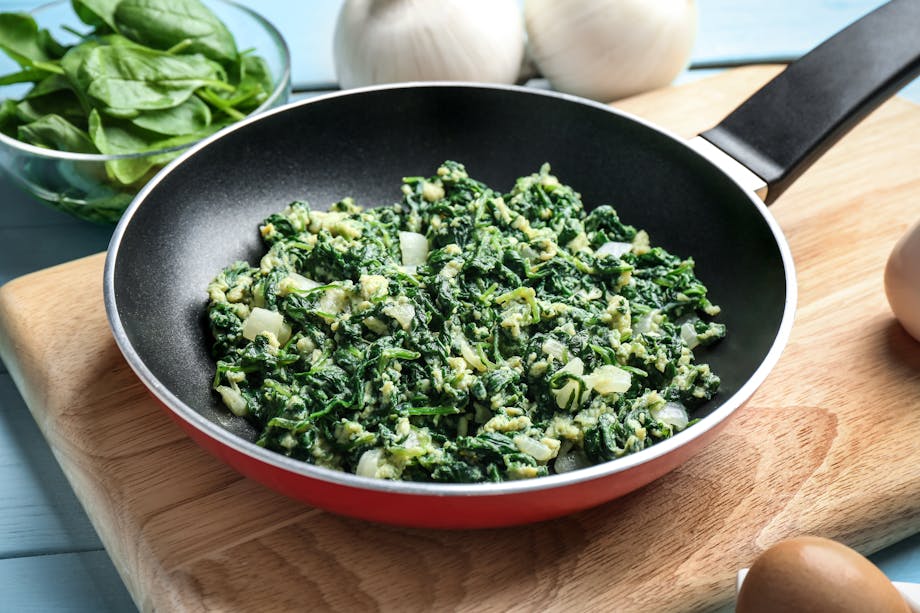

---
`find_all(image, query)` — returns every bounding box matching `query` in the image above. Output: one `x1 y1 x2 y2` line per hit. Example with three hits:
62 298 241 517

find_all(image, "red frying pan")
104 0 920 527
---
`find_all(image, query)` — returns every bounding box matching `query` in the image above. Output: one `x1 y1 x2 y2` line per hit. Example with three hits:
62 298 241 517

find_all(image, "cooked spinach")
207 162 726 483
0 0 276 223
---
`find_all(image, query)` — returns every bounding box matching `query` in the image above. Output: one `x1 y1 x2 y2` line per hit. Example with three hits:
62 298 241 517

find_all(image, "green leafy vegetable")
113 0 238 63
207 162 727 483
21 76 86 126
72 0 120 30
25 72 71 98
0 98 20 130
0 68 48 86
87 108 153 182
0 0 278 222
87 108 215 183
18 113 96 152
11 99 42 123
130 94 210 135
0 13 53 65
239 54 272 93
2 1 272 149
75 45 225 111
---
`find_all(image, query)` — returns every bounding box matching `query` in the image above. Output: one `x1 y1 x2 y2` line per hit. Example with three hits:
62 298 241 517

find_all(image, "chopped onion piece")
680 322 700 349
514 436 554 462
242 307 291 344
652 401 689 431
280 272 320 295
541 338 567 361
552 357 584 409
459 337 486 372
596 241 632 258
356 449 383 478
584 364 632 394
399 231 429 266
560 357 584 376
216 385 248 416
633 309 659 335
383 302 416 331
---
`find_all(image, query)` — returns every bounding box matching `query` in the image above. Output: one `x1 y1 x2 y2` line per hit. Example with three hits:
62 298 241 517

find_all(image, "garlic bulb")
525 0 698 101
334 0 525 89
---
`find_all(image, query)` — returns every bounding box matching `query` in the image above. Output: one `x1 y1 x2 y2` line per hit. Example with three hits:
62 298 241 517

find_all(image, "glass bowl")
0 0 291 224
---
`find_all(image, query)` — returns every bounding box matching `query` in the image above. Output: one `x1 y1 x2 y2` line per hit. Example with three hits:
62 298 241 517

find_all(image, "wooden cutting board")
1 66 919 613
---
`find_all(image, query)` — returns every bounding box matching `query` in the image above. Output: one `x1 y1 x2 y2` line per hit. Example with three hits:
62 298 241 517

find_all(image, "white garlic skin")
334 0 525 89
525 0 698 101
885 219 920 342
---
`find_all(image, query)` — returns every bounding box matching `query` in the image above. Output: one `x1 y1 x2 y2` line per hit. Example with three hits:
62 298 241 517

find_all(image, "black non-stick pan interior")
111 85 787 442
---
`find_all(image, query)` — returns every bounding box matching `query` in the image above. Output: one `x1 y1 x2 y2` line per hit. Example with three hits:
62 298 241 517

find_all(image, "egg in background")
736 536 911 613
886 219 920 343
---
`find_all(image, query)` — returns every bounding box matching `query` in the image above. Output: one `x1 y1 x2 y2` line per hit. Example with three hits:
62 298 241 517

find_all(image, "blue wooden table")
0 1 917 610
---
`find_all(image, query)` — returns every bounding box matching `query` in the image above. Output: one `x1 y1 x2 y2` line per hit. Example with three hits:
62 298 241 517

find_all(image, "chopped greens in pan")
206 162 725 483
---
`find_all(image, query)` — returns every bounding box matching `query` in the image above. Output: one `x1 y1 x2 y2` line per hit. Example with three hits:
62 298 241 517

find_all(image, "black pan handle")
700 0 920 204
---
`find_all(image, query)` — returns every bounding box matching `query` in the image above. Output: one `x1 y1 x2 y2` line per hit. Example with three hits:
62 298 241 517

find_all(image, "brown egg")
737 536 910 613
886 218 920 342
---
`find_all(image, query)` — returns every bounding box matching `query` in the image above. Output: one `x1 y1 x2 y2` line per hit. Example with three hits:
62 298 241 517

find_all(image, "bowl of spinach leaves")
0 0 291 224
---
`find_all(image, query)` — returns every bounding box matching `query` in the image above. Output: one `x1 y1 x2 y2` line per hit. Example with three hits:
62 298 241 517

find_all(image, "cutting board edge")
0 251 147 611
0 252 104 407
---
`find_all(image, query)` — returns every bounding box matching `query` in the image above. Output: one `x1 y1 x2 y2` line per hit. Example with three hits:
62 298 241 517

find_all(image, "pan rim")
103 81 797 498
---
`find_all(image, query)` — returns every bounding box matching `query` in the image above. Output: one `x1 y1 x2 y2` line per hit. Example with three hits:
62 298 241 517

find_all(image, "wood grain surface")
0 66 918 613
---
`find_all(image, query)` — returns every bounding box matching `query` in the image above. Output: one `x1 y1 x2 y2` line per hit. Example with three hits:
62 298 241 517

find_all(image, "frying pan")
104 0 920 528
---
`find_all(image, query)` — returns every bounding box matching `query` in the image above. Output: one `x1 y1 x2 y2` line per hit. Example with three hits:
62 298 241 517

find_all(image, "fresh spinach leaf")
227 53 272 112
241 54 272 92
59 40 102 116
0 68 47 86
12 97 86 132
18 113 97 152
37 28 69 59
14 99 42 123
60 38 98 79
114 0 238 64
130 93 210 135
0 98 17 133
100 106 141 119
62 40 149 118
88 108 220 183
0 13 51 65
88 108 157 183
94 33 149 49
25 72 71 98
76 44 225 111
71 0 120 31
195 88 243 120
23 87 87 128
88 109 145 153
